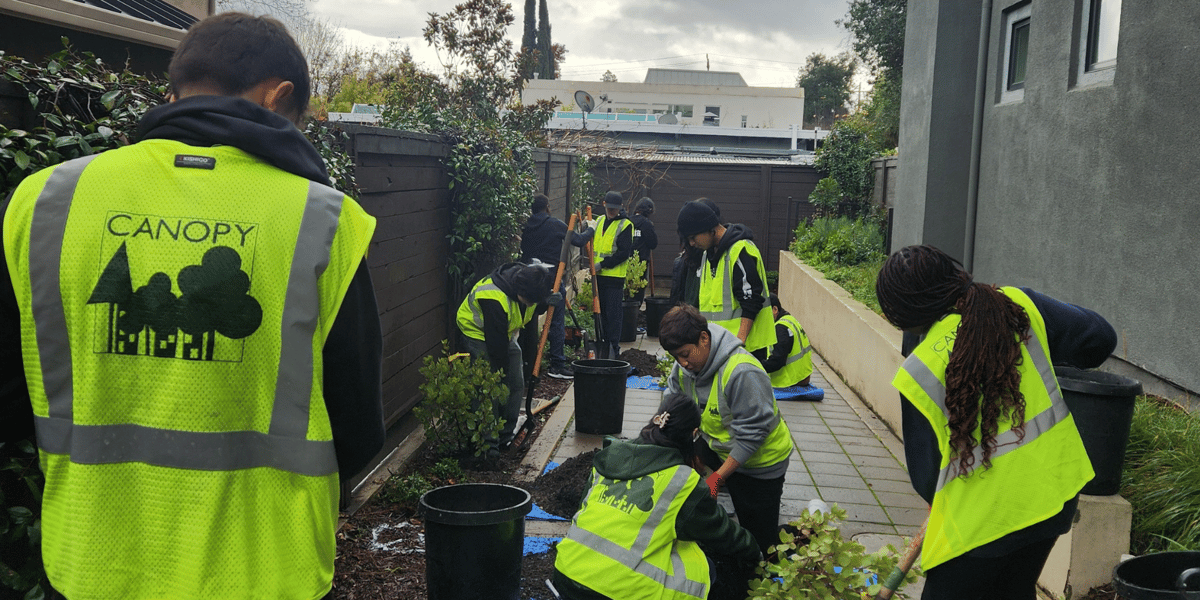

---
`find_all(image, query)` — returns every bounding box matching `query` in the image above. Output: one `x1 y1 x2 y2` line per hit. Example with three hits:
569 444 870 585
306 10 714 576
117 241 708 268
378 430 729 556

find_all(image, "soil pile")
618 348 666 378
531 449 598 518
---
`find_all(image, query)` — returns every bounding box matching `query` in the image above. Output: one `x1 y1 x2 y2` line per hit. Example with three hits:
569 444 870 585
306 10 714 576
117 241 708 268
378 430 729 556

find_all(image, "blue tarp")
523 536 562 556
630 376 824 401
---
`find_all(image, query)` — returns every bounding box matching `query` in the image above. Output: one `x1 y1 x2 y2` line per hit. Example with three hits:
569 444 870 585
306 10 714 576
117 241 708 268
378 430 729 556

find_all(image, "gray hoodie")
664 325 789 479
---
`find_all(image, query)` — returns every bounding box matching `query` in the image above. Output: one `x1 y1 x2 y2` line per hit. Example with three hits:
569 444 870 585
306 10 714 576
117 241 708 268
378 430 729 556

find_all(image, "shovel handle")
875 515 927 600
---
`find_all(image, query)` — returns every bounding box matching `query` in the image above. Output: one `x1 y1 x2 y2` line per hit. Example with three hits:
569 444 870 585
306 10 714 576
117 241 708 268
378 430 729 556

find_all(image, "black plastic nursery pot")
644 296 675 338
620 299 641 342
1113 551 1200 599
419 483 533 600
571 359 630 435
1055 366 1142 496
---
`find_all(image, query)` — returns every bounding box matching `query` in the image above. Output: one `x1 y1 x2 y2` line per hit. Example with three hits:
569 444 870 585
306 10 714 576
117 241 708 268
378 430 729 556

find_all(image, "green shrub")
1122 396 1200 554
378 473 433 513
792 216 884 268
747 504 919 599
430 458 465 483
0 440 46 599
808 176 843 215
415 342 506 459
624 256 647 298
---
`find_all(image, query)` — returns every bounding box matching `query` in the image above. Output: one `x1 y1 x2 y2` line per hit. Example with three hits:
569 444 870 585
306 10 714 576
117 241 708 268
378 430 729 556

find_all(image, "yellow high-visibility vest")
555 463 710 600
594 215 633 278
892 287 1093 570
676 352 793 469
698 239 776 353
456 276 536 342
769 314 813 387
3 139 375 600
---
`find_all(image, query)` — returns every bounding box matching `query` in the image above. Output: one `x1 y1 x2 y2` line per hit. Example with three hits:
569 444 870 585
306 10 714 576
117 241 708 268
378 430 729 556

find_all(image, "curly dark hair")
875 245 1030 477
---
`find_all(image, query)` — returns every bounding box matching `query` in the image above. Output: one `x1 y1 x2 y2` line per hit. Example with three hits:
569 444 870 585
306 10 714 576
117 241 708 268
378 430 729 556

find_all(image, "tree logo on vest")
87 212 261 362
596 475 655 514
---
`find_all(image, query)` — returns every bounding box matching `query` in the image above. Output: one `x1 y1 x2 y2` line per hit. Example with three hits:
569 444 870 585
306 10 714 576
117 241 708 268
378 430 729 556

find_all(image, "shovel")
584 205 607 358
875 514 927 599
512 213 579 449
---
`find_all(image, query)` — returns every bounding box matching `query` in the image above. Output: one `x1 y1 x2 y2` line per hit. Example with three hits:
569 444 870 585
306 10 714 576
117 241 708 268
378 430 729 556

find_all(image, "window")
741 115 747 128
999 3 1032 103
1007 17 1030 90
667 104 693 118
703 106 721 126
1085 0 1120 71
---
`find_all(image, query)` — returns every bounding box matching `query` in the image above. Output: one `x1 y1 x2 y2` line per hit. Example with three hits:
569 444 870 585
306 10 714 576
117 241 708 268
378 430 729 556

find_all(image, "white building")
522 68 804 130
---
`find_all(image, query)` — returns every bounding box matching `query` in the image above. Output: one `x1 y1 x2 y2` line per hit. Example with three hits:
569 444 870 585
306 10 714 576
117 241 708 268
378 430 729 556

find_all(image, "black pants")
596 278 624 359
920 536 1058 600
697 441 785 556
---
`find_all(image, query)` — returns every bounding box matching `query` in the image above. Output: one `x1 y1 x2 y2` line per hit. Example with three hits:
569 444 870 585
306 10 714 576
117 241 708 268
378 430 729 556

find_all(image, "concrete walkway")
517 333 928 596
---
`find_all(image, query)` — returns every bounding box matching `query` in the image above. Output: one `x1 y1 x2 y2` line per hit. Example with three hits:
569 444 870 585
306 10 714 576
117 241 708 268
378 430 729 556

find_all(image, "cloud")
306 0 855 88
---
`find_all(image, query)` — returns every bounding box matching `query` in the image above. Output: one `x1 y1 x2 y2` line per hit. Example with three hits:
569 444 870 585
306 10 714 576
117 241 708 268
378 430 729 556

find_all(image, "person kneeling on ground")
553 393 761 600
658 304 793 555
760 294 813 388
456 261 558 461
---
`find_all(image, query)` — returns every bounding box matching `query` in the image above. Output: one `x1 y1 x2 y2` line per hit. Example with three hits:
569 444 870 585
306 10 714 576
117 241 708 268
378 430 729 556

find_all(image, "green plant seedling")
415 342 505 459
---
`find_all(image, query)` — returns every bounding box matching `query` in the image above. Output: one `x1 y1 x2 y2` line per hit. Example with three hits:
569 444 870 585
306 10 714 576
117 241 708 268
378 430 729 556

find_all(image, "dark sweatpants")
920 536 1058 600
596 277 624 359
697 441 785 556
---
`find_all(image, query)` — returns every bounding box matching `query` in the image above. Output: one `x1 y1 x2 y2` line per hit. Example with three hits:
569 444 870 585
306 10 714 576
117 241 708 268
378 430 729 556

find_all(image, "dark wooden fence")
336 125 822 429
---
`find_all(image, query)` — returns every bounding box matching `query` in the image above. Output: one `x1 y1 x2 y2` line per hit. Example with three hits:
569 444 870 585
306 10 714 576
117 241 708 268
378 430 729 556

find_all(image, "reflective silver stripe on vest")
699 248 741 322
466 281 517 331
29 165 340 477
784 319 811 365
269 182 344 439
705 354 779 454
902 329 1070 492
565 468 707 598
29 155 98 422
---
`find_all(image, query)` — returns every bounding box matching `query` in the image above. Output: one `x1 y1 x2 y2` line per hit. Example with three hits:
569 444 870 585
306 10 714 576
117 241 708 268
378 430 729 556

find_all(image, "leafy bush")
624 255 647 298
378 473 433 513
1122 396 1200 554
748 504 919 599
808 177 844 216
813 117 878 218
792 216 883 267
0 440 46 599
415 343 506 459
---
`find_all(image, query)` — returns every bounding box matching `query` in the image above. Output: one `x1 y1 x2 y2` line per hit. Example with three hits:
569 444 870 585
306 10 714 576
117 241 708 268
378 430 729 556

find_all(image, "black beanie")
676 200 719 237
514 262 551 301
638 393 701 457
635 197 655 215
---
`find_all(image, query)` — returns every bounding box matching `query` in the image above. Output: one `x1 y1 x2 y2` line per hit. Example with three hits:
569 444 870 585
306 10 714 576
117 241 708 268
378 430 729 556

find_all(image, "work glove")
545 292 564 307
584 219 597 230
704 472 724 498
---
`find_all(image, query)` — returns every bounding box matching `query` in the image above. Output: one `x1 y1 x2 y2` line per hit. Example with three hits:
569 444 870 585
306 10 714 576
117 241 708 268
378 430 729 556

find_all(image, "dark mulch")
619 347 665 378
332 378 570 599
1079 583 1119 600
531 449 598 518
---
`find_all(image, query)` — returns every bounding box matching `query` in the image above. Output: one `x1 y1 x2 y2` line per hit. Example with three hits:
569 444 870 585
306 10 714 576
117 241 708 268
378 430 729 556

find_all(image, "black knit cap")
603 191 623 208
676 200 720 237
634 197 655 215
638 393 701 457
514 261 551 302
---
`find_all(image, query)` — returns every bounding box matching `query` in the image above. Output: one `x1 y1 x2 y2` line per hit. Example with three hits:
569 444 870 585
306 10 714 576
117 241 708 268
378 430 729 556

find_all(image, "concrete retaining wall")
776 251 905 437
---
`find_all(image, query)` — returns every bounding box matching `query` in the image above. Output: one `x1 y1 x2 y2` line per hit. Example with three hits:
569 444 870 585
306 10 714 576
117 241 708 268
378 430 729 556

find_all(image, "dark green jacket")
552 439 759 600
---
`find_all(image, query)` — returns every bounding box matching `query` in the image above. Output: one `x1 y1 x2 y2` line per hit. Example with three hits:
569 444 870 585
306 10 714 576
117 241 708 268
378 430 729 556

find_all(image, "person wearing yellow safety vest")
675 200 776 359
456 261 556 464
659 304 793 555
760 294 814 388
553 393 761 600
571 191 633 358
0 13 385 600
875 245 1117 600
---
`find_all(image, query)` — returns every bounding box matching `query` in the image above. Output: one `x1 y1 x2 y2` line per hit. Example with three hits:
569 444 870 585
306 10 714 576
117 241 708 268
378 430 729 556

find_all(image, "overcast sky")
306 0 860 91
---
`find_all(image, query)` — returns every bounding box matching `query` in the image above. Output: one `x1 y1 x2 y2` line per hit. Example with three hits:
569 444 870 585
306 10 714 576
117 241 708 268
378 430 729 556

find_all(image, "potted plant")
620 256 648 342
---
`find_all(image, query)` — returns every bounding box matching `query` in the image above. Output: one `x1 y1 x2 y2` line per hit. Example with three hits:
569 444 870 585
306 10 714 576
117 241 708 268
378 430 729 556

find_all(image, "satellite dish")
657 113 678 125
574 90 596 113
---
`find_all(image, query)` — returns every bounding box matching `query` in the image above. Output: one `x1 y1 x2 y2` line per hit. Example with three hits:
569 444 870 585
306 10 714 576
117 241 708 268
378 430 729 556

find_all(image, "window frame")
998 2 1032 104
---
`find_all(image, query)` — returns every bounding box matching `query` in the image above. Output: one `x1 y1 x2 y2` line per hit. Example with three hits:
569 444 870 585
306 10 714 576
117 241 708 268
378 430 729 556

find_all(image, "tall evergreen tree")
536 0 553 79
520 0 537 79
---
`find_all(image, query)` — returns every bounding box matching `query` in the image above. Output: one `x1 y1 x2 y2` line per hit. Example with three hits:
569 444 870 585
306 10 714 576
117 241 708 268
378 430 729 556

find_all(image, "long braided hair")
875 245 1031 477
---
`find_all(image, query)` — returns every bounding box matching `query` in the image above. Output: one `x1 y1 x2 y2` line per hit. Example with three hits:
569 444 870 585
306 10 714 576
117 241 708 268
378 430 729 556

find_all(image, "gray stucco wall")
893 0 984 259
898 0 1200 394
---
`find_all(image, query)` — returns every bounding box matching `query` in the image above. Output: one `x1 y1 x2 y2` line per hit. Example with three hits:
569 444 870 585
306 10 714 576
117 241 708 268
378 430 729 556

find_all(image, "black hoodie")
705 223 767 319
0 96 385 480
474 263 529 372
519 212 567 266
